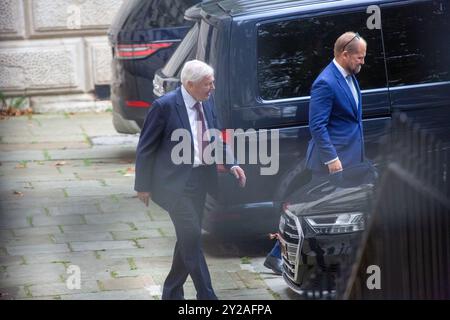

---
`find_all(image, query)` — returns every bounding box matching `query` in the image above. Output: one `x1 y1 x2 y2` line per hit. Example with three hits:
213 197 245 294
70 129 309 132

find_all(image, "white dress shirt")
181 85 238 171
181 85 209 167
333 58 359 107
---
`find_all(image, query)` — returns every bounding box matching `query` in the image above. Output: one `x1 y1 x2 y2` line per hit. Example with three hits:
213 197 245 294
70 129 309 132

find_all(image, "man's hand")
230 166 246 188
328 159 343 174
137 192 151 207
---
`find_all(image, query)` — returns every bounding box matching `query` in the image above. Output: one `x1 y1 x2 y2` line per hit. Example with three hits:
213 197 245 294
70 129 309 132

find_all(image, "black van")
108 0 201 133
153 0 450 237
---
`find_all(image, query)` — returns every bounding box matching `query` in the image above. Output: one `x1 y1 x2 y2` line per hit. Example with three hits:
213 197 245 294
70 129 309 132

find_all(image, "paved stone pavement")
0 112 301 300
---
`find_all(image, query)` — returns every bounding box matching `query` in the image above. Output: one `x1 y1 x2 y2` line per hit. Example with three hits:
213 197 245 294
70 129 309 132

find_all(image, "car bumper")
279 212 363 290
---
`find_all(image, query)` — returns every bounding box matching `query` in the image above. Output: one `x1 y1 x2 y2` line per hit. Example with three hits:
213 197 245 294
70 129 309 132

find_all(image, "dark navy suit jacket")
306 62 365 174
134 87 233 212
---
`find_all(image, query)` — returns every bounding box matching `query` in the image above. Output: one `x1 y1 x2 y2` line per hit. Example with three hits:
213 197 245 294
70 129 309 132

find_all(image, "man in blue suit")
264 33 367 275
306 32 367 176
135 60 246 300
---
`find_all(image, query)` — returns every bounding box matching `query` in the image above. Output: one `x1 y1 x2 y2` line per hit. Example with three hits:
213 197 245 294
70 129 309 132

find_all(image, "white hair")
180 59 214 86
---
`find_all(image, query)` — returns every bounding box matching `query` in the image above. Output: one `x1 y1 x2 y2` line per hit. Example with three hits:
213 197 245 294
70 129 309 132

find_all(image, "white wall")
0 0 124 112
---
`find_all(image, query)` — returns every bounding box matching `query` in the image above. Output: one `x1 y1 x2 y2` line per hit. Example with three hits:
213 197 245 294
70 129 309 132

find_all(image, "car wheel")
112 110 141 134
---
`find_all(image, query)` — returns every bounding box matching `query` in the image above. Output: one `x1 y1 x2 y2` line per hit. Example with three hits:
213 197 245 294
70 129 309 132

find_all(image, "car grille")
279 210 303 283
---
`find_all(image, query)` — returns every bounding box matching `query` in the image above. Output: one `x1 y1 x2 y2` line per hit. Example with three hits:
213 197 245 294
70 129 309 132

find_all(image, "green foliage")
240 256 252 264
10 96 27 109
0 91 27 109
0 91 30 117
0 91 6 108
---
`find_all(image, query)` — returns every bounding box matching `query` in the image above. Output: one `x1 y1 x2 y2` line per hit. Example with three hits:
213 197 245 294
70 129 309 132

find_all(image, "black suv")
154 0 450 239
108 0 201 133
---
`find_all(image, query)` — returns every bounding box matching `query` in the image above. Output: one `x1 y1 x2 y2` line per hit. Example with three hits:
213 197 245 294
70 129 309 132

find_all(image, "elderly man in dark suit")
135 60 246 300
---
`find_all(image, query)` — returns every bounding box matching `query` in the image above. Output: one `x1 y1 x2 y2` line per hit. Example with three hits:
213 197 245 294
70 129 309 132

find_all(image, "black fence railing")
339 112 450 299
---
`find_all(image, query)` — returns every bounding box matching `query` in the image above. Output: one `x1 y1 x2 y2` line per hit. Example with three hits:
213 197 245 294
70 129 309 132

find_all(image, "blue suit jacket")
306 62 365 174
134 87 234 211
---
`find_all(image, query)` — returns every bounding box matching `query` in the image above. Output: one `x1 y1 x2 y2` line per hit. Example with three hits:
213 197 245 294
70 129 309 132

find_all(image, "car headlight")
304 212 365 234
153 78 165 97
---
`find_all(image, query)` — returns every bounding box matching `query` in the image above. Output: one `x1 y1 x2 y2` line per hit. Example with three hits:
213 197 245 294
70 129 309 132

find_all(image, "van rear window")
382 0 450 87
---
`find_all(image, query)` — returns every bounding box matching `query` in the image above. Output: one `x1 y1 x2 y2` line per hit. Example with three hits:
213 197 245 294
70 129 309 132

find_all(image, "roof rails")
204 0 342 17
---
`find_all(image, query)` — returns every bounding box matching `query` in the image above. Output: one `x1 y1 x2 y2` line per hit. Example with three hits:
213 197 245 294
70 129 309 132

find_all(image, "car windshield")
115 0 199 31
162 22 199 77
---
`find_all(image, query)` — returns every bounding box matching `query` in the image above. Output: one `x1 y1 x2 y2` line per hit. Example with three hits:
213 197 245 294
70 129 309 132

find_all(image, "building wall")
0 0 124 112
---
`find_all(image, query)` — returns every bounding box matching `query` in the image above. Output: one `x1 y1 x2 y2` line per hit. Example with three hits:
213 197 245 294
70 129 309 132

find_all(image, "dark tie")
193 102 208 161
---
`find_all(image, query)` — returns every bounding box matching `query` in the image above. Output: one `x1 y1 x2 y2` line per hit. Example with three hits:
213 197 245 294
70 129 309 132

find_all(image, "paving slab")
59 288 153 300
0 256 25 267
0 234 54 247
0 286 28 300
61 222 132 233
96 248 169 260
70 240 137 252
1 263 66 287
28 280 100 297
13 226 62 237
98 275 155 291
6 244 70 256
53 232 114 243
47 204 102 216
23 251 98 265
32 215 85 227
111 229 161 240
84 212 150 225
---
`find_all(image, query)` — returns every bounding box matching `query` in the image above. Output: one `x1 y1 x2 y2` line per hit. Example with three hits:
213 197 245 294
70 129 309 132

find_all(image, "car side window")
257 11 386 101
382 0 450 87
141 0 200 29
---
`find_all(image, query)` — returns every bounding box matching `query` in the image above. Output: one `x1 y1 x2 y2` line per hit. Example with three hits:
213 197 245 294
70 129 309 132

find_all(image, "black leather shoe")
263 255 283 275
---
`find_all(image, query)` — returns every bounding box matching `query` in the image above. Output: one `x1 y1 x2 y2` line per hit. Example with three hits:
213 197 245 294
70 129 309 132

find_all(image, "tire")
112 110 141 134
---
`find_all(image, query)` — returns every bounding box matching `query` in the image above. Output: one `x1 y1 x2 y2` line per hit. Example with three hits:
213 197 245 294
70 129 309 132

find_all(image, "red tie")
193 102 208 161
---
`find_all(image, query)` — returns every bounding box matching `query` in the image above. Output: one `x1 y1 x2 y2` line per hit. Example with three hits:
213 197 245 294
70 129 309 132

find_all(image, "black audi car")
278 162 378 295
108 0 201 133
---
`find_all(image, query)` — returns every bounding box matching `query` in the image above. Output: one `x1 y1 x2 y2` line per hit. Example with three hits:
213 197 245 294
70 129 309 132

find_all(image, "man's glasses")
342 32 360 52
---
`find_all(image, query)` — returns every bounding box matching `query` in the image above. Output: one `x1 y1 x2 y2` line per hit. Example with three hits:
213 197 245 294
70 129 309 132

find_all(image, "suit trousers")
161 166 218 300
